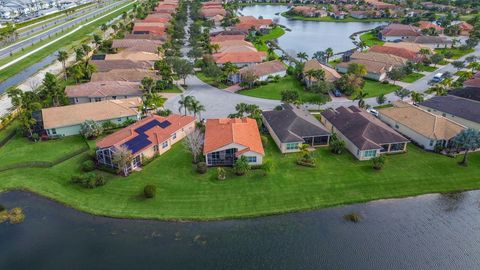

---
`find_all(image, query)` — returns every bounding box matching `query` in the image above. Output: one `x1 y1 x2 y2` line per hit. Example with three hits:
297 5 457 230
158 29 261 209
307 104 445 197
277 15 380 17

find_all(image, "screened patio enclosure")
206 148 237 166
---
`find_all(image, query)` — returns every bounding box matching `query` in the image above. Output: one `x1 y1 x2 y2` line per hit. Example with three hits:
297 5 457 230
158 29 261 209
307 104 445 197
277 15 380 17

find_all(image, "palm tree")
357 40 367 51
325 47 334 63
428 84 447 96
304 69 317 87
178 95 193 115
100 23 108 32
313 51 326 63
441 77 453 88
141 77 155 94
354 90 368 108
156 46 164 57
189 99 206 120
209 43 220 53
419 48 431 58
451 38 459 48
467 61 480 73
297 52 308 62
453 128 480 167
410 91 424 104
223 62 239 82
57 50 68 80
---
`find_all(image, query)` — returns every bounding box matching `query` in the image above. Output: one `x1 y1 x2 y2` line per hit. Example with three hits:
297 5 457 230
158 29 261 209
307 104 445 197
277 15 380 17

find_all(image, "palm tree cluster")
178 95 206 120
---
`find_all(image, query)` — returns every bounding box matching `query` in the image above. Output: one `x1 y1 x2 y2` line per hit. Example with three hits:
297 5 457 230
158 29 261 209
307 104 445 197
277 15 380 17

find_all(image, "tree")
222 62 239 81
57 50 68 80
452 60 465 71
312 51 326 62
387 67 405 85
371 155 386 170
143 93 166 114
144 185 156 198
453 128 480 167
467 61 480 73
336 73 364 96
41 72 66 107
100 23 108 32
141 77 155 94
241 70 258 89
80 120 104 139
93 34 103 48
354 90 368 108
357 40 367 51
281 90 300 104
112 146 133 176
74 47 85 62
419 48 431 58
428 84 447 96
376 93 386 105
172 58 193 85
68 64 84 83
234 156 250 176
178 95 193 115
184 129 204 164
465 55 477 63
347 63 367 77
410 91 424 104
6 88 41 138
189 98 205 119
296 52 308 62
394 88 411 100
430 54 445 67
325 47 334 63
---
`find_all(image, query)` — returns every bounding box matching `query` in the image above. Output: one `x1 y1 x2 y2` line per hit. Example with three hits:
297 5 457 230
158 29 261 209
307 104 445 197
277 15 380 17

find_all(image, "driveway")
164 75 280 118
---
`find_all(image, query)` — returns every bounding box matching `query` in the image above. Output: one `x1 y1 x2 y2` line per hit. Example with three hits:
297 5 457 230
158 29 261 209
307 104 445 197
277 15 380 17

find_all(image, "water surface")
1 191 480 269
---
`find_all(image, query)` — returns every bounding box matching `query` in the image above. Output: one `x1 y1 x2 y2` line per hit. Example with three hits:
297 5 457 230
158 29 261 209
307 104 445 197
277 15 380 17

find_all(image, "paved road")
0 0 127 60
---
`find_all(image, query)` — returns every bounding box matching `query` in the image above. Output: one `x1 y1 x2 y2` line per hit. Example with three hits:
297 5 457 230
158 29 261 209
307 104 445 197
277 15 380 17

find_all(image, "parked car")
367 108 379 117
430 73 444 84
331 89 342 97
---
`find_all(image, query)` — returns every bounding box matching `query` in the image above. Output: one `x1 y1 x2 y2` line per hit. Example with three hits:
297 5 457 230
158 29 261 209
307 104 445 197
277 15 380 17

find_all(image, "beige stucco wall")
262 115 302 154
46 115 140 137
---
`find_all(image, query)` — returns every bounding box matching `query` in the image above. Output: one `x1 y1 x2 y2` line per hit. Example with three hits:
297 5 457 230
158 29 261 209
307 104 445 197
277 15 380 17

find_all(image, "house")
303 59 341 86
456 22 474 36
230 60 286 84
369 45 422 62
90 69 160 83
96 114 196 174
378 101 465 151
132 25 166 37
291 6 327 17
320 106 409 160
65 81 143 104
463 77 480 89
212 51 267 67
330 11 347 19
234 16 273 32
350 51 408 67
379 23 422 41
450 87 480 102
104 50 160 61
403 36 451 48
203 118 264 166
112 39 163 54
417 21 444 33
350 11 369 19
383 42 433 54
141 16 170 23
210 34 246 43
40 98 142 137
336 59 391 81
419 95 480 130
262 104 331 153
90 59 154 72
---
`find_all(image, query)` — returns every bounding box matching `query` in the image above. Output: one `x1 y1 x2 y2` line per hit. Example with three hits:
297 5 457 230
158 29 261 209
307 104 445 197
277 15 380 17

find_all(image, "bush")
329 138 345 155
102 121 117 130
261 135 268 147
71 172 107 188
344 212 362 223
82 160 96 172
144 185 156 198
0 204 5 212
196 162 207 174
234 156 250 176
217 167 227 180
371 155 386 170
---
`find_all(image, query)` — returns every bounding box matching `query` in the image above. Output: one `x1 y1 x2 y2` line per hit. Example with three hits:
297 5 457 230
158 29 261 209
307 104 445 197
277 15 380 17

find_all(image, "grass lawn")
352 80 401 99
254 26 285 55
0 134 479 220
281 12 397 23
374 104 393 109
400 72 425 83
196 72 228 89
418 65 437 72
0 119 20 142
0 2 134 83
0 135 87 167
359 31 384 47
434 48 475 60
16 2 94 29
161 85 183 93
238 76 326 103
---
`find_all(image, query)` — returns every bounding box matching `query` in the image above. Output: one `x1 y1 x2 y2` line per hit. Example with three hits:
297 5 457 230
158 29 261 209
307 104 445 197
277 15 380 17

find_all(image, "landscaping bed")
196 72 228 89
434 48 475 60
0 135 479 220
400 72 425 83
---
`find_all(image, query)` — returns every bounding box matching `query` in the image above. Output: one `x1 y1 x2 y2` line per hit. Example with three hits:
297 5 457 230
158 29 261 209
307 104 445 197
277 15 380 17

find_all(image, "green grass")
254 26 285 55
0 119 20 142
281 12 397 23
16 2 94 29
358 80 401 98
434 48 475 60
0 135 87 167
0 134 479 220
161 85 183 93
359 31 384 47
238 75 326 103
400 72 425 83
196 72 228 89
418 65 437 72
0 2 134 83
374 104 393 109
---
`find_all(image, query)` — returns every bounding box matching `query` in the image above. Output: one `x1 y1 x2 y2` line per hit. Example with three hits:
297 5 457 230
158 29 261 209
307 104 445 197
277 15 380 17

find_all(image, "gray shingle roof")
321 106 408 150
262 104 330 143
419 95 480 124
449 88 480 102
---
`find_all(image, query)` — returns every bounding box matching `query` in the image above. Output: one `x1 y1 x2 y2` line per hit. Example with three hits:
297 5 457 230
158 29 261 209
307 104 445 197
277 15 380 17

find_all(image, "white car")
367 108 379 117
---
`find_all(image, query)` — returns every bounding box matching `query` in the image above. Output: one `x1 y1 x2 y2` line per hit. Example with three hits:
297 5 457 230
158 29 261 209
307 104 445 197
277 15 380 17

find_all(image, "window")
429 140 434 146
112 96 117 100
395 124 399 129
51 128 57 135
154 145 159 152
94 97 102 102
172 133 177 140
74 98 79 103
246 156 257 163
363 150 377 158
162 141 168 149
286 143 299 150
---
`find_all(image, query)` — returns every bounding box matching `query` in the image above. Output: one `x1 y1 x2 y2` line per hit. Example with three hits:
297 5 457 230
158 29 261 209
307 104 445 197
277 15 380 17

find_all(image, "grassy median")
0 130 479 220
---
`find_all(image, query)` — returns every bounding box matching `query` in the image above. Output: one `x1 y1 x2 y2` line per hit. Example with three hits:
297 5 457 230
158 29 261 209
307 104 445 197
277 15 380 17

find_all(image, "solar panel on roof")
159 120 171 128
123 119 173 154
91 54 106 60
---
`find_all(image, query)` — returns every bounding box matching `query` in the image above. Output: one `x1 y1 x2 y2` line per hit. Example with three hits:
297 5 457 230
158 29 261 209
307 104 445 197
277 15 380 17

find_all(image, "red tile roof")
239 60 286 78
97 114 196 153
203 118 264 155
380 24 421 37
65 81 142 98
210 34 245 42
369 45 421 61
212 52 267 64
417 21 444 31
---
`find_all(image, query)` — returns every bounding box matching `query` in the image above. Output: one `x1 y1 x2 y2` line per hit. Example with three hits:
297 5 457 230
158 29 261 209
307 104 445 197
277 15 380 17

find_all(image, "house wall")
418 105 480 130
336 66 385 81
46 115 139 137
262 115 302 153
321 117 380 160
205 142 264 166
257 70 287 82
70 95 142 104
379 113 436 150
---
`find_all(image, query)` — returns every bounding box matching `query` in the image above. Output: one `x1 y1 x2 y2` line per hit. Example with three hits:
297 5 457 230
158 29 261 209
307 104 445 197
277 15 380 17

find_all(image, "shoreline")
1 186 478 222
280 12 398 23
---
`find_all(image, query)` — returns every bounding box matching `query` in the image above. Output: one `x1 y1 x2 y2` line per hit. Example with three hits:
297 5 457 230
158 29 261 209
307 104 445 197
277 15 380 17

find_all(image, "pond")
1 190 480 269
239 5 386 57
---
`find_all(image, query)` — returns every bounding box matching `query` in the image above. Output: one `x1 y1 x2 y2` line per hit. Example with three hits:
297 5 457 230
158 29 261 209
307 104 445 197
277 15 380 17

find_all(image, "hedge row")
0 130 16 148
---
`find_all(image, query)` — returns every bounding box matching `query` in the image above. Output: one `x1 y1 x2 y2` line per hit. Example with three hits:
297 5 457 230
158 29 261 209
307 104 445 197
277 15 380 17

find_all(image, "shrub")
82 160 96 172
329 139 345 155
234 156 250 176
344 212 362 223
102 121 117 130
371 155 386 170
71 173 107 188
0 204 5 212
196 162 207 174
144 185 156 198
95 175 106 187
217 167 227 180
80 120 104 139
260 135 268 147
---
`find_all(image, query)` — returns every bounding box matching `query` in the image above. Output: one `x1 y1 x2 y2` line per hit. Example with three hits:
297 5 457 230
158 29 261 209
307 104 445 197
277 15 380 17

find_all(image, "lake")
2 190 480 269
239 5 386 57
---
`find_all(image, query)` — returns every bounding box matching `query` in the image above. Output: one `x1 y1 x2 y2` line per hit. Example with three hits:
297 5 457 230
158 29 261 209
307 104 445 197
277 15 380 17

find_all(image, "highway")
0 0 128 60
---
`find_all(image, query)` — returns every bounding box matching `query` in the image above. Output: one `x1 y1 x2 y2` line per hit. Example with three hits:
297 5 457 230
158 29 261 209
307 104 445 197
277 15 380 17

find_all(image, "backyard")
238 75 326 103
359 31 384 47
0 130 479 220
350 80 401 99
